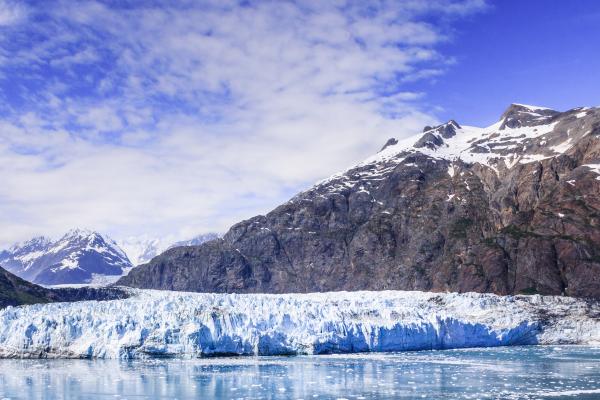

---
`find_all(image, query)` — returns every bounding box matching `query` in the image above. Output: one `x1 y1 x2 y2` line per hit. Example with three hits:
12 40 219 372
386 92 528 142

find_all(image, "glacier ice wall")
0 290 598 359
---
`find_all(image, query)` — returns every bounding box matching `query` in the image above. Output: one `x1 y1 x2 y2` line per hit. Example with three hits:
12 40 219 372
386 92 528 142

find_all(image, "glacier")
0 289 598 359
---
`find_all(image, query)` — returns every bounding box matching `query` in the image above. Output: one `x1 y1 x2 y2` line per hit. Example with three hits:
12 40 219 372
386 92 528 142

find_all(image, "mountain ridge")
118 104 600 297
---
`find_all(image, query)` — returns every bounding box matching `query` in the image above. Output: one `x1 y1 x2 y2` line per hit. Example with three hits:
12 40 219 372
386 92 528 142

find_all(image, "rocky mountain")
0 229 132 285
118 104 600 298
0 265 128 309
119 233 220 266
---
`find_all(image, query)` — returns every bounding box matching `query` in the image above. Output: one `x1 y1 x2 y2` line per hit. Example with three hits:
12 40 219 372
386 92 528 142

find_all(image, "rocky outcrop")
118 105 600 298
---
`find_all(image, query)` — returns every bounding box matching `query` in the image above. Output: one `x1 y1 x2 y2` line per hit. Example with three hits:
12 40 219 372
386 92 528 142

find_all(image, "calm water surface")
0 346 599 399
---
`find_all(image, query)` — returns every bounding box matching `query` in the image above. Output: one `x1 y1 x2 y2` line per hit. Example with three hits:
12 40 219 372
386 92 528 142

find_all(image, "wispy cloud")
0 0 25 26
0 0 487 246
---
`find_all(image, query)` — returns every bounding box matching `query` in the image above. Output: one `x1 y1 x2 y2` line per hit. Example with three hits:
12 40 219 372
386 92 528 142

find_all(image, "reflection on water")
1 346 599 399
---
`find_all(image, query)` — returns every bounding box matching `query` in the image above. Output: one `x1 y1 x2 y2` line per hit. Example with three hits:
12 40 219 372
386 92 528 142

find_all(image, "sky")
0 0 598 247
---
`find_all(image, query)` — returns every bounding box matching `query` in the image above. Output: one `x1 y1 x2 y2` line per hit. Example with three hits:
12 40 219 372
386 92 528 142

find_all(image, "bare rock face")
118 104 600 298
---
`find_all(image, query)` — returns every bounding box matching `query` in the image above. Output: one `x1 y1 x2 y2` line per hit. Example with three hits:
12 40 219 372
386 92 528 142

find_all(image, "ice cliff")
0 290 598 359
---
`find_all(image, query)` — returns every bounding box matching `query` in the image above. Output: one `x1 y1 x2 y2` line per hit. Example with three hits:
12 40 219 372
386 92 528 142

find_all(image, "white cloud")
0 0 487 247
0 0 25 26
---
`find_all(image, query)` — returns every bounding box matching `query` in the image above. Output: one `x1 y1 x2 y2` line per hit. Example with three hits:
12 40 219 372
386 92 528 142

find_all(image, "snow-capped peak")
60 228 98 241
390 104 594 165
0 229 133 286
314 104 599 193
499 103 559 130
7 236 52 253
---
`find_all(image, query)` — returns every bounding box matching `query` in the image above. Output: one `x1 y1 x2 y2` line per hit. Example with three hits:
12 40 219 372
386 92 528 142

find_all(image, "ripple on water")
0 346 599 399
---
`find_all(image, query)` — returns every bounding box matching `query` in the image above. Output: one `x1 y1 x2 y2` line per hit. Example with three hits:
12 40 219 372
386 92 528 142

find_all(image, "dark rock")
380 138 398 152
414 132 444 150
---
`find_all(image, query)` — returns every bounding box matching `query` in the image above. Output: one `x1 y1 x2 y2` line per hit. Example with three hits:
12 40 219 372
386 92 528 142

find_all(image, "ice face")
0 289 598 359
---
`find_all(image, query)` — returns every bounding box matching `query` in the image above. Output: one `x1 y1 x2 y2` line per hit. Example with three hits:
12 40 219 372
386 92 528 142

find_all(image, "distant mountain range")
0 230 220 286
117 237 163 267
119 104 600 298
118 233 220 265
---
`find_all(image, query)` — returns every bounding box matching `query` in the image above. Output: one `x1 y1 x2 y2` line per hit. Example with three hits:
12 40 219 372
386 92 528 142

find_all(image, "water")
0 346 599 399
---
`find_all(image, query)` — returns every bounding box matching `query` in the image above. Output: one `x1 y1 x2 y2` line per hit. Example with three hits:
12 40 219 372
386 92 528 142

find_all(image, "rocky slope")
0 266 127 309
1 229 132 285
118 104 600 298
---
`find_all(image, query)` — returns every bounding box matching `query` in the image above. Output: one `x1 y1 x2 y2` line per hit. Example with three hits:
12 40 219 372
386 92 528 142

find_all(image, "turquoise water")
0 346 599 399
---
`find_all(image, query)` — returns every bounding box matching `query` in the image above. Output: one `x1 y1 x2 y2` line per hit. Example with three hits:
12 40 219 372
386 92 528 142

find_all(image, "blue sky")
0 0 597 246
416 0 600 125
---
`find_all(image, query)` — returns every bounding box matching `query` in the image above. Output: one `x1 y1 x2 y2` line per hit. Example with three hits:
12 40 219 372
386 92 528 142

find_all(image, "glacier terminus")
0 289 598 359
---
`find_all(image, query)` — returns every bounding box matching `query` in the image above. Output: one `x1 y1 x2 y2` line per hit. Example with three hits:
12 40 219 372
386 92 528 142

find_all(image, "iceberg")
0 289 598 359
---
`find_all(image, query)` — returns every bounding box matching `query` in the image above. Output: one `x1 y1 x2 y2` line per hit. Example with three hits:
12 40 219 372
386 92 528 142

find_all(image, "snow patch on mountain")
510 103 549 110
0 290 598 359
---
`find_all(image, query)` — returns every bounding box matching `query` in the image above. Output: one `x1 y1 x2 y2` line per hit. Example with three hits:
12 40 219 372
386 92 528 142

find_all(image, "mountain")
0 229 133 285
119 233 220 266
118 104 600 298
167 233 220 250
118 237 165 266
0 265 127 309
